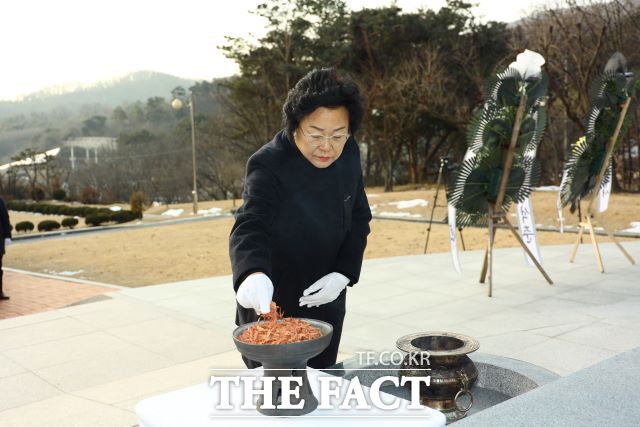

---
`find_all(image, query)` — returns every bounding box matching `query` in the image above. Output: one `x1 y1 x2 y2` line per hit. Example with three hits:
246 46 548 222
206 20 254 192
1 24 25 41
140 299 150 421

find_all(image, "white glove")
4 238 11 246
236 272 274 314
299 272 349 308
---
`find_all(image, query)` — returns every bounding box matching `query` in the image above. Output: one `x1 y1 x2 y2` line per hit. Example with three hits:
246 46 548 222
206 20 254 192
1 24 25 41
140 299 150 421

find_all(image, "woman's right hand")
236 272 274 314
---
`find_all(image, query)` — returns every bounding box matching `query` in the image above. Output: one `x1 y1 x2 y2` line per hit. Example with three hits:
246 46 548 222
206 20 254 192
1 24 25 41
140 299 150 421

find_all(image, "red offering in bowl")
237 302 322 344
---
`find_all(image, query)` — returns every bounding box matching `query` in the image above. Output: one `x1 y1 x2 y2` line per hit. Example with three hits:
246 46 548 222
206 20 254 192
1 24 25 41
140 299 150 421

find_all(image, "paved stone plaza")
0 270 118 320
0 241 638 426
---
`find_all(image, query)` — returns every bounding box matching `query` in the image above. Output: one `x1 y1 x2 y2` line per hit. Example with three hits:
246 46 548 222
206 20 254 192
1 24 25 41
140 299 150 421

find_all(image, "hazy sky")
0 0 551 101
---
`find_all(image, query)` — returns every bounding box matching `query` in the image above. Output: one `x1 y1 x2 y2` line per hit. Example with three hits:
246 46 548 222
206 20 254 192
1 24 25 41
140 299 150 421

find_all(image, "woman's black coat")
0 197 12 256
229 130 372 368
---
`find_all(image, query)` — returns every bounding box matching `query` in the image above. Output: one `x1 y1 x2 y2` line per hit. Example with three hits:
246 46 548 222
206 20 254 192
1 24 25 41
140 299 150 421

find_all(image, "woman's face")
293 106 350 169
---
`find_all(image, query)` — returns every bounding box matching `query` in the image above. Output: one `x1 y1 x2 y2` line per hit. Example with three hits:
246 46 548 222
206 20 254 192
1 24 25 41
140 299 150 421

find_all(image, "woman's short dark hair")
282 68 363 140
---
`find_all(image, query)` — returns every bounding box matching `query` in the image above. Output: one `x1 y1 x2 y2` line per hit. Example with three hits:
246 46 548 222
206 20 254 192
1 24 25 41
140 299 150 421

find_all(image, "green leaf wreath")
448 55 548 227
559 52 637 213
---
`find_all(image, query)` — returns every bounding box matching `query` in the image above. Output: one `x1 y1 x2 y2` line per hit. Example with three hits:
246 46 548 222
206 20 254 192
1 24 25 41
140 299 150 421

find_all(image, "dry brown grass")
5 189 638 287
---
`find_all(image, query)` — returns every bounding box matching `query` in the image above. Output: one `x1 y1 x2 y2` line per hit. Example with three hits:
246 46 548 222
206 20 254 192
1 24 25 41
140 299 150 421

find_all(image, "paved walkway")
0 270 117 320
0 241 638 426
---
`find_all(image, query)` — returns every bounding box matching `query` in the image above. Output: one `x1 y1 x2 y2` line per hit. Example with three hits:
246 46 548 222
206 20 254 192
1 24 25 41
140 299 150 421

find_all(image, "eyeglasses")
296 127 350 149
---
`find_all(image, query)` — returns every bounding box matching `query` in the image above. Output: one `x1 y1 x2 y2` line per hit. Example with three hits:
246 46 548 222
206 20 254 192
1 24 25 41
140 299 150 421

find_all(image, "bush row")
7 201 114 217
16 218 77 232
8 201 138 222
14 210 139 233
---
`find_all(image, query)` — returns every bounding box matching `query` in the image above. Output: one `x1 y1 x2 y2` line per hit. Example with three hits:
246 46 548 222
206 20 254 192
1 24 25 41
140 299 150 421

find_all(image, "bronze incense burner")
397 331 479 421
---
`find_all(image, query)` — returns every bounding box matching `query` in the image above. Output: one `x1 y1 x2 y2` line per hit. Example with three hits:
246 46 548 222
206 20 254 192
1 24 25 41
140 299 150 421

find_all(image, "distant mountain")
0 71 198 118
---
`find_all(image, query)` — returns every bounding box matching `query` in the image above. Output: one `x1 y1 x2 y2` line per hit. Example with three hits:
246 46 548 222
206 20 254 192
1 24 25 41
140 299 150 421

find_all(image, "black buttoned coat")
0 197 12 256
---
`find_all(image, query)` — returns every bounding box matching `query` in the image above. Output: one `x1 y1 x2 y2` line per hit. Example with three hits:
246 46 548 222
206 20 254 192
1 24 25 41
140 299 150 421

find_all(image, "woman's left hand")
299 272 349 308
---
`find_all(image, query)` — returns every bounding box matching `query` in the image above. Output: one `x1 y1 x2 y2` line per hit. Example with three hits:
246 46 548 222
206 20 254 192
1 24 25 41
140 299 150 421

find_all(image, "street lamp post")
171 88 198 215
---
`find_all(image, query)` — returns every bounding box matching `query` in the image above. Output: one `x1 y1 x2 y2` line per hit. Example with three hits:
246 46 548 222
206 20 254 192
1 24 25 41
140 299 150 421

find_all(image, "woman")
229 68 372 369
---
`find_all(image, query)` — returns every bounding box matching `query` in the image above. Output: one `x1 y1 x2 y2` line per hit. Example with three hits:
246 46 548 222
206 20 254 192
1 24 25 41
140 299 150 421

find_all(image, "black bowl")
232 318 334 416
233 318 333 367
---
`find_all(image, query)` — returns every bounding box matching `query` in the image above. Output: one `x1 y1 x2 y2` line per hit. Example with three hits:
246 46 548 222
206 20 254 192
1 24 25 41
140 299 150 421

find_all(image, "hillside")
0 71 205 163
0 71 197 119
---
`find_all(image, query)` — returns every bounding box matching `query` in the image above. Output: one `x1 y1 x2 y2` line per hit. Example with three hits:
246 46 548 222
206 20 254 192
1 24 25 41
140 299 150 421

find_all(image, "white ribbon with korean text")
447 203 462 274
517 196 542 267
598 164 612 213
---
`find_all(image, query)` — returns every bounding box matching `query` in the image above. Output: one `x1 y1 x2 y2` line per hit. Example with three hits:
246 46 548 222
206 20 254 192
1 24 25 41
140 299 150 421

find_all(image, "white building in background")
64 137 117 170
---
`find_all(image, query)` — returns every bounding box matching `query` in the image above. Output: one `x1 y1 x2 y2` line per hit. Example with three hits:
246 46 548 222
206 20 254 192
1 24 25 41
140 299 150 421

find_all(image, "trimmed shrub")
85 213 111 227
110 210 138 224
61 217 79 229
52 189 66 201
129 191 147 219
37 220 61 232
16 221 35 233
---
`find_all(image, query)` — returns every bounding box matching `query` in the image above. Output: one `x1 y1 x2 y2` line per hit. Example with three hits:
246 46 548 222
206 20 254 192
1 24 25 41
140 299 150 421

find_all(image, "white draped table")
136 367 446 426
